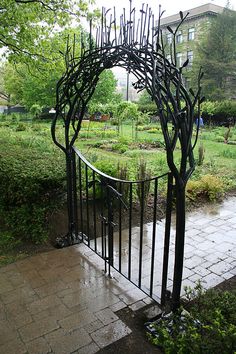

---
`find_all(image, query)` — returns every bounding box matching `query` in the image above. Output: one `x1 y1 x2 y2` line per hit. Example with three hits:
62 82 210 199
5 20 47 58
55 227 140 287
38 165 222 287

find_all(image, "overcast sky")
93 0 235 17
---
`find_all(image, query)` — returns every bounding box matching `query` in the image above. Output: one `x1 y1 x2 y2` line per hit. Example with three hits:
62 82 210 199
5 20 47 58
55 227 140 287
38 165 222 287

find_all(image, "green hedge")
0 134 66 244
201 100 236 125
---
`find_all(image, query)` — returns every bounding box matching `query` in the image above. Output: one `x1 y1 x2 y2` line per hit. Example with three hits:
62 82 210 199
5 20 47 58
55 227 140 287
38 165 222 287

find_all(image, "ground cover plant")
0 114 236 265
147 282 236 354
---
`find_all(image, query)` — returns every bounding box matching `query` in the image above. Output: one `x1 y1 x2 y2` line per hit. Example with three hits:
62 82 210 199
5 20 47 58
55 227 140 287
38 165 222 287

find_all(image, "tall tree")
192 6 236 100
0 0 96 60
2 27 83 108
89 70 120 105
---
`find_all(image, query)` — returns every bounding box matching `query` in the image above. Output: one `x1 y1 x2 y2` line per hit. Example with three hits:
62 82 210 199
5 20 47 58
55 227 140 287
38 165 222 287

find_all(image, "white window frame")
187 50 193 66
176 52 182 67
176 31 183 44
167 33 172 44
188 28 195 41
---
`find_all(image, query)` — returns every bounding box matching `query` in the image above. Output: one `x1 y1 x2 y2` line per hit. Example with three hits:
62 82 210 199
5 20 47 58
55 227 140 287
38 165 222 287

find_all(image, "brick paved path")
0 196 235 354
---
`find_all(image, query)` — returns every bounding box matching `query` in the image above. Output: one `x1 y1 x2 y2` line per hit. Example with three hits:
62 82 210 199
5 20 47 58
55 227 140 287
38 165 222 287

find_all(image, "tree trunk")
172 184 186 311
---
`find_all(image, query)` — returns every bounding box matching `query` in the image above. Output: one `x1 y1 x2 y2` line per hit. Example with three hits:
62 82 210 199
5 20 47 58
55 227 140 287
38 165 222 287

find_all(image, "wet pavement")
0 196 235 354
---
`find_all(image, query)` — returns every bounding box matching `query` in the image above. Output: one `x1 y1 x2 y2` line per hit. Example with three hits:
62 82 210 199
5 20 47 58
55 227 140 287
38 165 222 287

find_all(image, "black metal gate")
67 147 174 306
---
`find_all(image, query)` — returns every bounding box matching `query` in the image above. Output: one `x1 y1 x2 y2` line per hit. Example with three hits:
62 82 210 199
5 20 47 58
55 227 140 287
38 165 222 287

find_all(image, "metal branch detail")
51 1 203 311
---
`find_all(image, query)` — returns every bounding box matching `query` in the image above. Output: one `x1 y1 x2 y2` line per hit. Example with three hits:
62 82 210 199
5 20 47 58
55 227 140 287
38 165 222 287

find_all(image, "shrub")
111 143 128 153
136 159 151 206
148 284 236 354
15 122 27 131
147 128 159 134
187 175 224 201
198 143 205 166
0 141 66 244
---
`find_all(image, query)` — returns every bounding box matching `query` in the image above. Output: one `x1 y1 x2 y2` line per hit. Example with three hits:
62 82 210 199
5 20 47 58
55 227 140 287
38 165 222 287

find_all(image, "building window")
188 28 195 41
176 31 183 44
176 52 182 67
167 33 172 44
187 51 193 66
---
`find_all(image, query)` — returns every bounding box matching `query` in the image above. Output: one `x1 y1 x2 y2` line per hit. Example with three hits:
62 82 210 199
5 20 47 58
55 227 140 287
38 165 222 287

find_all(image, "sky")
93 0 236 17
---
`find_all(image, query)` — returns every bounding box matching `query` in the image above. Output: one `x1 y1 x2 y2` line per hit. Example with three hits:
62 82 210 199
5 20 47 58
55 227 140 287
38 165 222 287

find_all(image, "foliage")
30 104 42 118
201 100 236 123
88 70 121 106
2 27 83 108
136 159 151 206
137 90 158 114
0 122 65 244
197 143 205 166
192 7 236 100
187 174 224 201
148 283 236 354
0 0 97 61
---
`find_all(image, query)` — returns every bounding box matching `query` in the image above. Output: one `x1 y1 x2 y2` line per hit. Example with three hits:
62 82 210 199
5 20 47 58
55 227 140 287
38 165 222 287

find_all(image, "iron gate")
66 147 174 306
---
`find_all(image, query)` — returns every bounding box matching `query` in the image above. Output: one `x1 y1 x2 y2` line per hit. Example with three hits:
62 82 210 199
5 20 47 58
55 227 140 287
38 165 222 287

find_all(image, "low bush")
148 283 236 354
147 128 159 134
0 141 66 244
187 174 224 201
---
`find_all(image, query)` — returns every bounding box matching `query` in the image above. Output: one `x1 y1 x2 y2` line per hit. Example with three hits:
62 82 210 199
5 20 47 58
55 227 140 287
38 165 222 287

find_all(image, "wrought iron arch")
51 2 203 310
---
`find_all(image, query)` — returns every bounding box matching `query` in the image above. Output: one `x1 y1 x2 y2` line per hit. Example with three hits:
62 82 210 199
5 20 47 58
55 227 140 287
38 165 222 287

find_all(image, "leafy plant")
187 175 224 201
148 283 236 354
136 159 151 207
198 142 205 166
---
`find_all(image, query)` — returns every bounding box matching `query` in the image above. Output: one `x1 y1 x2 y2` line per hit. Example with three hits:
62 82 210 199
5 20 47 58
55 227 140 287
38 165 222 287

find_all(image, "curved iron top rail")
73 146 170 184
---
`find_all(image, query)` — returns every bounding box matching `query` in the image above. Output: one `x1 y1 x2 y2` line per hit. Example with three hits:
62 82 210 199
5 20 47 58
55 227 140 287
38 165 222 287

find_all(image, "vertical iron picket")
161 173 173 306
150 177 158 297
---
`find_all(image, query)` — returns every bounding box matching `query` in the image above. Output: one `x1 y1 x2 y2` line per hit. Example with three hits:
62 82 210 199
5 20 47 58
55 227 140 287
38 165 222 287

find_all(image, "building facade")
160 3 224 85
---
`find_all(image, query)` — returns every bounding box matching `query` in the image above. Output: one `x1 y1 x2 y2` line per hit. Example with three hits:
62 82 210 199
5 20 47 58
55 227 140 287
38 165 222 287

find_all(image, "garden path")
0 196 235 354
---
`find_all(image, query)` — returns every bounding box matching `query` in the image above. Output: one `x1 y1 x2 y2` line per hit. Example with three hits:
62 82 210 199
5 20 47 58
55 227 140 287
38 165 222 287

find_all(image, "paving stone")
109 300 127 312
0 285 38 305
220 225 233 232
91 320 132 348
95 308 119 325
0 319 19 345
209 261 235 276
185 229 201 237
25 337 52 354
8 309 33 329
222 272 235 280
0 263 17 274
26 294 63 314
33 303 73 322
0 300 6 321
86 292 120 312
45 328 92 354
182 267 194 280
201 273 224 288
35 280 69 298
181 278 196 291
0 337 27 354
0 277 14 294
142 296 154 305
19 317 59 342
129 300 147 311
118 287 146 305
20 269 46 289
184 256 203 269
187 273 202 283
143 305 162 320
59 309 97 332
213 242 234 253
83 319 104 334
76 341 100 354
194 266 211 277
